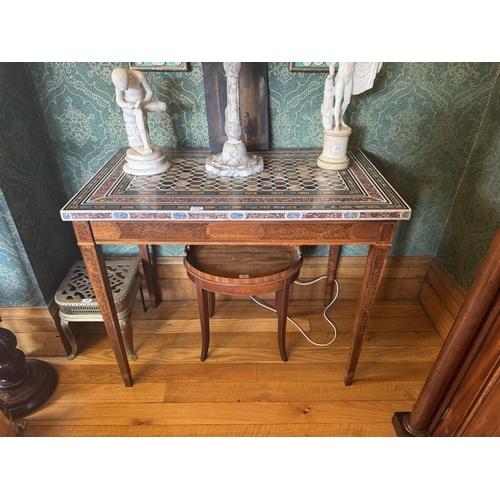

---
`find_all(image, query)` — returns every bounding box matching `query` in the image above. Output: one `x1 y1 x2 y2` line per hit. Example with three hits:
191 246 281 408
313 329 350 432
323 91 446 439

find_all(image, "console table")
61 147 411 387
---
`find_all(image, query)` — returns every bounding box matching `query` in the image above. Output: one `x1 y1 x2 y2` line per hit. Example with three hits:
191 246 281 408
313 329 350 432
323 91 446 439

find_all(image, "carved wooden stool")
184 245 303 362
55 259 144 361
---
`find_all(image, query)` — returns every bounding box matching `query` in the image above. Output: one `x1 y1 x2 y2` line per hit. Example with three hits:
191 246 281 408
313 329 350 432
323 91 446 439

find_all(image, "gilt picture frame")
289 62 336 72
129 62 189 72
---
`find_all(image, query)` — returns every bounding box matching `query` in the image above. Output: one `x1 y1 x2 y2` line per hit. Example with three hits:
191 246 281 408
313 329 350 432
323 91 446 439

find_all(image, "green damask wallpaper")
437 67 500 289
0 62 499 306
0 191 45 306
0 63 80 307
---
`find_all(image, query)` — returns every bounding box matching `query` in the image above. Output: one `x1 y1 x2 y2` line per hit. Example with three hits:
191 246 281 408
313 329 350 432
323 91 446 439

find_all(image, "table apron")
87 220 397 246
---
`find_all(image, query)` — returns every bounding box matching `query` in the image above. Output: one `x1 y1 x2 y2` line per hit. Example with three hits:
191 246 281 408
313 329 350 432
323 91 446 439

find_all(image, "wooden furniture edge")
397 228 500 437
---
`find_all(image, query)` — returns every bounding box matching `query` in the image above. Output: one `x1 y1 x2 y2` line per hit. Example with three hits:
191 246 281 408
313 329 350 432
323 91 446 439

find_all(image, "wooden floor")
24 297 443 437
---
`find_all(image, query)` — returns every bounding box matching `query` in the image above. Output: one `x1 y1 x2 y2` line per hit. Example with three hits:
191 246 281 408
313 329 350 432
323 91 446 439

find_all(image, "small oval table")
184 245 303 362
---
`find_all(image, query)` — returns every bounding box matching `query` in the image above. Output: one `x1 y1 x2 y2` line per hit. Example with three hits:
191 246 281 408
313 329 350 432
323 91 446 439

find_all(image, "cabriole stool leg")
59 315 78 361
119 316 138 361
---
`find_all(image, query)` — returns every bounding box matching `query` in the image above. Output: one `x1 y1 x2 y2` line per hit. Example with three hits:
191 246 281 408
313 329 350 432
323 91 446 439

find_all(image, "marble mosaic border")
61 148 411 222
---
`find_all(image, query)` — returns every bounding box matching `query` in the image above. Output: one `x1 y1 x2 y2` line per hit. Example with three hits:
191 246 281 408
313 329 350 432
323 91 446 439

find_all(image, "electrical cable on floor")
250 275 339 347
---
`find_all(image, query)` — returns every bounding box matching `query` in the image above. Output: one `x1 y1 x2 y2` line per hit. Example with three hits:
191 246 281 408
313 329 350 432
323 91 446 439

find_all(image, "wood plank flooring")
23 298 442 437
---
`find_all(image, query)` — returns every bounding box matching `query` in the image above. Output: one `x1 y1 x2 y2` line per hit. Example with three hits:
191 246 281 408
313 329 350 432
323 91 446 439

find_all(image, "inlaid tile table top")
61 148 411 222
61 147 411 388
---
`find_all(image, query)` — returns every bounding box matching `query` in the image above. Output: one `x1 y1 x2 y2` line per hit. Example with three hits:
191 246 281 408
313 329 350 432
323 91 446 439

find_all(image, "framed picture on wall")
129 62 189 71
202 62 269 153
289 62 336 72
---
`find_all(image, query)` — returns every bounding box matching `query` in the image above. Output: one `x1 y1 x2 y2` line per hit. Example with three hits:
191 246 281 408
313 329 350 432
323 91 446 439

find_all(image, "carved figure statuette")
318 62 383 171
206 62 263 177
111 68 170 175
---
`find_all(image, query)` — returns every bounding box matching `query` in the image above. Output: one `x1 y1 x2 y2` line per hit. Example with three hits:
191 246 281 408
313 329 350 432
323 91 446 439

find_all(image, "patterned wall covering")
437 68 500 290
269 63 500 258
0 63 80 307
0 191 45 306
28 62 211 259
1 62 499 306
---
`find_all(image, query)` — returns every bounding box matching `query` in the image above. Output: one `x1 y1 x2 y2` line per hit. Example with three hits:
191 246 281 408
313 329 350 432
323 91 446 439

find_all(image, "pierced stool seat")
55 259 144 361
183 245 303 362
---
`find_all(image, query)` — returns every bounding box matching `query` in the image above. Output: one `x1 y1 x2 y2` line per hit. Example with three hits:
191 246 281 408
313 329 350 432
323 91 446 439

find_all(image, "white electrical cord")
250 275 339 347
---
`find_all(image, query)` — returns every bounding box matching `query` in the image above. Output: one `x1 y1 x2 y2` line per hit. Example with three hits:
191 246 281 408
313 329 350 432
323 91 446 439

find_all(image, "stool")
55 259 144 361
183 245 303 362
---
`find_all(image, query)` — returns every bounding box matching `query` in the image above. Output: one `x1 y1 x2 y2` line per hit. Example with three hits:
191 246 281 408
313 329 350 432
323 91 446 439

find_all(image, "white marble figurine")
206 63 263 177
318 62 383 171
111 68 170 175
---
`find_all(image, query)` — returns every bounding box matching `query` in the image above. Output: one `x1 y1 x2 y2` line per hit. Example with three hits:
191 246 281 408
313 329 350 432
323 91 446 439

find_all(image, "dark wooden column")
393 227 500 436
0 327 58 419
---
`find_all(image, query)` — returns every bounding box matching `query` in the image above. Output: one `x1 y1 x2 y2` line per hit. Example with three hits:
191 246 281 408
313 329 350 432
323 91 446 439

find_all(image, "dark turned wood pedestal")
392 412 422 437
0 327 58 419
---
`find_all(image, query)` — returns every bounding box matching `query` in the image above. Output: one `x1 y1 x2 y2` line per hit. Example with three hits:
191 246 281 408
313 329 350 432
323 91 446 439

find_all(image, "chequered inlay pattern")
127 157 348 194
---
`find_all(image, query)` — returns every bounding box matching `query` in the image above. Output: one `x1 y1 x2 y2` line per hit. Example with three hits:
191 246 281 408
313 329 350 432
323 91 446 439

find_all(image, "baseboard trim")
419 257 466 341
1 255 433 357
151 255 430 303
0 303 68 357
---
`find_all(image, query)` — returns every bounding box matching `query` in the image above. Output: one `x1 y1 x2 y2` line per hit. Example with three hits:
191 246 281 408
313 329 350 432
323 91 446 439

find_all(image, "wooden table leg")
73 222 133 387
196 281 211 362
139 244 159 308
344 243 390 386
324 245 341 306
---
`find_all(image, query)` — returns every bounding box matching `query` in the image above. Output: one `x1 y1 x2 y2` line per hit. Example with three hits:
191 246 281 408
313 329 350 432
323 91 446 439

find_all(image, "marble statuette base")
317 127 352 171
123 146 171 176
206 141 263 177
